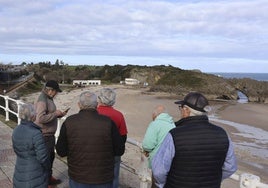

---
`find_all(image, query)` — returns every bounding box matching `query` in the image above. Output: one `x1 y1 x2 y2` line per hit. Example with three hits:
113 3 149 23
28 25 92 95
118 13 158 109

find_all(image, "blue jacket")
12 120 49 188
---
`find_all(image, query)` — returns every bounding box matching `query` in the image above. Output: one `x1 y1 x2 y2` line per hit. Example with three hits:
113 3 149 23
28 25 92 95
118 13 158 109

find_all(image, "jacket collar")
20 120 42 130
175 115 209 127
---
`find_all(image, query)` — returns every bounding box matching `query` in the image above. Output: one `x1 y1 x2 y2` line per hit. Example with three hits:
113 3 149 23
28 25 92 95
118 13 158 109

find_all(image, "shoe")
49 176 62 185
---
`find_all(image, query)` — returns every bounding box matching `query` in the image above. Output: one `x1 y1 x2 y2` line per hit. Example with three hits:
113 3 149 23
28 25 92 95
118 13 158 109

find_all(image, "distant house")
73 80 101 86
125 78 140 85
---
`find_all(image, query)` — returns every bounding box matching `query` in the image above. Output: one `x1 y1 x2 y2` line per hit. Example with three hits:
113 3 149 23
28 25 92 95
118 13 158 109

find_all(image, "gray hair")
19 103 35 121
98 88 116 106
185 105 207 116
79 91 98 109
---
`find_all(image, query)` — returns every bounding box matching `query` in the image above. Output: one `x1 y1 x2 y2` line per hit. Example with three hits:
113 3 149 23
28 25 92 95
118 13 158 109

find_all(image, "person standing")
56 91 125 188
12 103 49 188
34 80 66 186
97 88 128 188
152 92 237 188
142 105 175 188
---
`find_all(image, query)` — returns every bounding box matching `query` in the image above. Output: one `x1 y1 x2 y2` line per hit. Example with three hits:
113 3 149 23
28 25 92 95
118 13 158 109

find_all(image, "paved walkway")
0 120 239 188
0 120 69 188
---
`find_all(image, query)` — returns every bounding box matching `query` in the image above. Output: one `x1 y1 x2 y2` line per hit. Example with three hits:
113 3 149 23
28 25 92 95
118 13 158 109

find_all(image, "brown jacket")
34 90 58 135
56 109 125 184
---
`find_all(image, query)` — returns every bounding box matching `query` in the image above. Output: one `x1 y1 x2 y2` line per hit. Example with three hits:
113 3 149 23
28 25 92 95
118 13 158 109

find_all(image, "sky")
0 0 268 73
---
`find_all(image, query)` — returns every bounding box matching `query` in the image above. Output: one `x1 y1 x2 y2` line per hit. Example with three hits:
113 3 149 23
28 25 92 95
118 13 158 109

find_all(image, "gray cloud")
0 0 268 61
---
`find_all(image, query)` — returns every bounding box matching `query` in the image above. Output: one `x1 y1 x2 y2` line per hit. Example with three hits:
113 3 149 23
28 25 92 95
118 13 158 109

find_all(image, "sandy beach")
21 84 268 187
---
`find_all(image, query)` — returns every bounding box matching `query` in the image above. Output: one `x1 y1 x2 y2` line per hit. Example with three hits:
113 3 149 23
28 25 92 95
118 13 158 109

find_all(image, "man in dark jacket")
56 91 125 188
152 92 237 188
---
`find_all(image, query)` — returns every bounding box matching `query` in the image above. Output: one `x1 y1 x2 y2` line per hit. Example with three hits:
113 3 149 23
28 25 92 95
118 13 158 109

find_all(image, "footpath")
0 120 69 188
0 119 238 188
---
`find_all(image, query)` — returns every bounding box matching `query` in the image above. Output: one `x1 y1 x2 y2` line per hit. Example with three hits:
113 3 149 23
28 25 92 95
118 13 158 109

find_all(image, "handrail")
0 94 267 188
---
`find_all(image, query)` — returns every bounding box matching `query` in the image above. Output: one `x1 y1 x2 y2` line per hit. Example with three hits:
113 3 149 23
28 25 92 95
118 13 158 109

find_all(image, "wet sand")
21 84 268 186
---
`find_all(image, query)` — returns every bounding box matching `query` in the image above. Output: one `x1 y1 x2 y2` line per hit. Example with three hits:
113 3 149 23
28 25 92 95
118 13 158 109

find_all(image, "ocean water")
209 72 268 81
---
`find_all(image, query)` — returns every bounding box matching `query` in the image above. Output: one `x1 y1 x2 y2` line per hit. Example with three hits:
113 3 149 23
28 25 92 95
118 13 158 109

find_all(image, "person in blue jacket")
12 103 49 188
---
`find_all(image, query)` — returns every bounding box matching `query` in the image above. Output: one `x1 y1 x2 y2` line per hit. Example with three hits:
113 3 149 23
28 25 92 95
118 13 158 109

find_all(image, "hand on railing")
143 150 149 158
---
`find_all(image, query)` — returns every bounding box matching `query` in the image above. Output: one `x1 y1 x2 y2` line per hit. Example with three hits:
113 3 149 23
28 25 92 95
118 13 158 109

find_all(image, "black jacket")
56 109 125 184
165 115 229 188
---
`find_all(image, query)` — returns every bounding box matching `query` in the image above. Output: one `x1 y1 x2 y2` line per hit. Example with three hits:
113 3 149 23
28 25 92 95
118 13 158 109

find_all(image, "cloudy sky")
0 0 268 73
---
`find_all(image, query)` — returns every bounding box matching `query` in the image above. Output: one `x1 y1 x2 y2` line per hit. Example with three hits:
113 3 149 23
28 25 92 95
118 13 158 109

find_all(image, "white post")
55 116 66 142
17 101 22 124
4 96 9 121
138 151 151 188
240 173 260 188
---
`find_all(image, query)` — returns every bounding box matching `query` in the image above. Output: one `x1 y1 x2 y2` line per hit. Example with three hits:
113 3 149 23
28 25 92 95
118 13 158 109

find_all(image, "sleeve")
152 133 175 188
55 123 68 157
111 121 125 156
121 135 127 143
118 113 128 135
35 100 57 124
33 131 49 170
222 137 237 180
142 122 157 152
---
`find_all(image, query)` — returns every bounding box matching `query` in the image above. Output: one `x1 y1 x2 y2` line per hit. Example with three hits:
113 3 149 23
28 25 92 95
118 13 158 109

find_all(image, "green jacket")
142 113 175 168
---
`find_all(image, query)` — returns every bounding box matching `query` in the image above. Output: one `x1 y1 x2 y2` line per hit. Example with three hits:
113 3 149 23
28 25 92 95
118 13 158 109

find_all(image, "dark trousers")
43 135 56 178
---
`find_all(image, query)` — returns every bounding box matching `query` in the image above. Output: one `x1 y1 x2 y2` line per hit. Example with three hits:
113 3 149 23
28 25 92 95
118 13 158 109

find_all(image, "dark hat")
45 80 62 92
175 92 209 112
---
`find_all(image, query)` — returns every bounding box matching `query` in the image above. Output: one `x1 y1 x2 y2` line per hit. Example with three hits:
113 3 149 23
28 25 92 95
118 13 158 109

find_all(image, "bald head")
152 105 167 120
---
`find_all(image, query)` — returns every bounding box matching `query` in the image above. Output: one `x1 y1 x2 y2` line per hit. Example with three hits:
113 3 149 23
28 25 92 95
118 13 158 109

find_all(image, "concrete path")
0 120 239 188
0 120 69 188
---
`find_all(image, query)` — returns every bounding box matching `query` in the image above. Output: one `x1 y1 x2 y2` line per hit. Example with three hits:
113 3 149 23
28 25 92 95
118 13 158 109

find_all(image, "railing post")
137 149 151 188
16 101 22 124
4 96 9 121
55 117 66 142
240 173 260 188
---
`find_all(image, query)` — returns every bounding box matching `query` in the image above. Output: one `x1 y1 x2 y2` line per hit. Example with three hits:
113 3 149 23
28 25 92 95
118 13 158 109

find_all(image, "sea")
208 72 268 82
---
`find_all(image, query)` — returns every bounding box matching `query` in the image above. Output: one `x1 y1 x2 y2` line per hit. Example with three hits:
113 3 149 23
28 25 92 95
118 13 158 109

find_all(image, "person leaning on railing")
142 105 175 188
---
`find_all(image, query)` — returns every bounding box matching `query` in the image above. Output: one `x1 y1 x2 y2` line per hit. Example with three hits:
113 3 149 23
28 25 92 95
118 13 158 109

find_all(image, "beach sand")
22 84 268 187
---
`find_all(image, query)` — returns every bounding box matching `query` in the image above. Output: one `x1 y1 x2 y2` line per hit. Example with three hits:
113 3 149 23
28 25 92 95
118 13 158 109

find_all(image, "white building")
73 80 101 86
125 78 140 85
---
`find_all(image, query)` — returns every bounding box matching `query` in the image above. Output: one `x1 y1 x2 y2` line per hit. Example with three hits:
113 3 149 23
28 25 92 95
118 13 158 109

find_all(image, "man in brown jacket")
34 80 67 186
56 91 125 188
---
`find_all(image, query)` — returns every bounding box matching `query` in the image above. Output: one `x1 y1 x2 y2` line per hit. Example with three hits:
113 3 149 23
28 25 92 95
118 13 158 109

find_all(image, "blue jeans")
69 179 112 188
113 156 121 188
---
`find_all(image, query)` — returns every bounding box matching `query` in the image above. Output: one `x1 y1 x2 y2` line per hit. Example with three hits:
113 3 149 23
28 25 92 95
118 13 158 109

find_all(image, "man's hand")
143 151 149 157
55 110 67 118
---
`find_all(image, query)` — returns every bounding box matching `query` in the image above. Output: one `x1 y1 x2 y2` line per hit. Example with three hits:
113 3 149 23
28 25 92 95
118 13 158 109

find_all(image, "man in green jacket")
142 105 175 188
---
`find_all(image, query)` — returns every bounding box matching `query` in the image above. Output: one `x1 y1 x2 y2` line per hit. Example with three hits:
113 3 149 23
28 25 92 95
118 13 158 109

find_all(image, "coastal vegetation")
1 61 268 103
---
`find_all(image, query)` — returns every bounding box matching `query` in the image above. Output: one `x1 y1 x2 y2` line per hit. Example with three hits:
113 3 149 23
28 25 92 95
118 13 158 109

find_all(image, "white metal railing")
1 94 268 188
0 94 24 124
